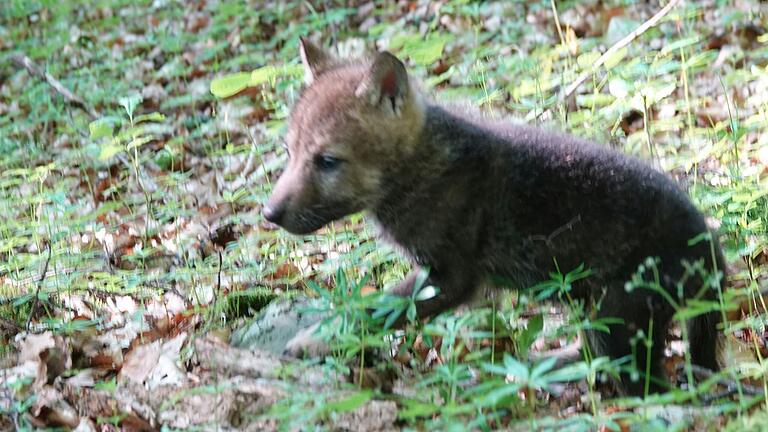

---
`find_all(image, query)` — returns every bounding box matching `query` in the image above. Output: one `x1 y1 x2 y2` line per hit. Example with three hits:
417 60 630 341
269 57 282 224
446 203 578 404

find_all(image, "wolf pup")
263 38 725 395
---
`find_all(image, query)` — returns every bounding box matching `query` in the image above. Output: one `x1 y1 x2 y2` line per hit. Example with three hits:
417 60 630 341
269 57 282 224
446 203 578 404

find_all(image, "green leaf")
133 112 166 124
479 383 522 405
89 121 112 140
530 356 557 379
336 267 348 293
384 307 404 329
641 82 676 103
88 117 121 139
398 399 440 420
126 135 153 151
406 303 416 322
390 33 453 66
154 147 176 170
604 17 640 46
250 64 303 86
544 361 590 383
408 36 450 65
411 267 432 300
388 34 418 51
98 140 123 160
210 72 251 98
603 47 628 70
210 65 302 99
683 51 718 69
577 52 601 69
673 300 721 321
608 78 631 99
12 293 34 307
630 82 676 111
660 36 701 56
415 285 437 302
222 187 248 203
119 94 143 119
483 353 529 380
94 378 117 392
306 280 331 301
517 313 544 357
323 390 372 413
503 354 529 379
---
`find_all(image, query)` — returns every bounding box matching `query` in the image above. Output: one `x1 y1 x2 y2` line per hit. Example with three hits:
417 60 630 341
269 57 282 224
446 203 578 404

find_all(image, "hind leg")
688 311 720 371
586 293 670 396
587 325 666 396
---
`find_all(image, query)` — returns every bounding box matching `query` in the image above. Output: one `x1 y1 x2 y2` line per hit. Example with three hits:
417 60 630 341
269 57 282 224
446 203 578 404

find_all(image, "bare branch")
561 0 683 100
535 0 684 121
26 242 53 331
10 54 99 119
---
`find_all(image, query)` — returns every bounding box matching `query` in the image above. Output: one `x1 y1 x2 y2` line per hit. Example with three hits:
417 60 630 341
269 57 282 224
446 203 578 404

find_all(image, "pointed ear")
299 37 333 85
355 51 409 115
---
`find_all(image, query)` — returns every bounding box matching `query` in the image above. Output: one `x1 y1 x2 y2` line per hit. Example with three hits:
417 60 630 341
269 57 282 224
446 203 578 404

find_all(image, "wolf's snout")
262 202 286 225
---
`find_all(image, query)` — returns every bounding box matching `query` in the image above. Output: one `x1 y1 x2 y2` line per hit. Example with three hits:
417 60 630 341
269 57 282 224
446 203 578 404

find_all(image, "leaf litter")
0 0 767 430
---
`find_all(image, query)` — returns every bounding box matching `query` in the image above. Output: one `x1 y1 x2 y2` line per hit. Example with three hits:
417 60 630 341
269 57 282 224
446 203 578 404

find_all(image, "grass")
1 0 767 430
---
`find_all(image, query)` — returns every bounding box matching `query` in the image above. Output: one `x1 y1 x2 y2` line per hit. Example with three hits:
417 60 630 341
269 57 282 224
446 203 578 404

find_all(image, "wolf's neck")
371 103 496 224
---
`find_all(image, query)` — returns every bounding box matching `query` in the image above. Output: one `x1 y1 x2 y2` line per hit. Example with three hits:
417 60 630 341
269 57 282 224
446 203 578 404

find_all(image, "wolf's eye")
314 155 342 171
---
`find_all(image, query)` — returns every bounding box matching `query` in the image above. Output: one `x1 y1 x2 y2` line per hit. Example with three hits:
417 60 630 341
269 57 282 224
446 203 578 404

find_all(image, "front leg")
391 264 477 320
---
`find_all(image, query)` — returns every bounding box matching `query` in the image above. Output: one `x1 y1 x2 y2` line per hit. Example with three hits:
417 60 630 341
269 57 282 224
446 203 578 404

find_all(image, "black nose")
263 203 285 224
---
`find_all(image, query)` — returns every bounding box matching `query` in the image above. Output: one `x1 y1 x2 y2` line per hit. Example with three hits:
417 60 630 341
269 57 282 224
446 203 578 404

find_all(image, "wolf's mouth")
279 215 327 235
279 204 353 235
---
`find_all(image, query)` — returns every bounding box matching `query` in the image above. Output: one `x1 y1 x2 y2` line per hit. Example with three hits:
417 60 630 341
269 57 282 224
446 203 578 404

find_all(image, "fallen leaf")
19 332 56 362
119 340 162 385
119 333 188 389
30 386 79 428
758 145 768 168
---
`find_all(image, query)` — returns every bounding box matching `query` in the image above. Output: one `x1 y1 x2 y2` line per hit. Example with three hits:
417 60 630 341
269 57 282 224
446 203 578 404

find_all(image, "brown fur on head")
263 38 425 234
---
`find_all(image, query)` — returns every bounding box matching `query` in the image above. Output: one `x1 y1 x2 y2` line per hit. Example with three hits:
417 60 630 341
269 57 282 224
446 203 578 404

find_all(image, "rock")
230 296 328 356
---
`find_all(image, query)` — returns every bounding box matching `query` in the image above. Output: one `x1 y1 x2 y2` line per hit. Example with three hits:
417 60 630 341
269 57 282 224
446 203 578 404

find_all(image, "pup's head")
263 38 425 234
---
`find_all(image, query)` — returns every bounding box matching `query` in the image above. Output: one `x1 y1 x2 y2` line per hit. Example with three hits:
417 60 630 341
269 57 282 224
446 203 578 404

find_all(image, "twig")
562 0 682 99
10 54 99 119
550 0 566 48
26 242 53 331
12 53 159 193
539 0 683 120
214 250 223 306
677 363 764 402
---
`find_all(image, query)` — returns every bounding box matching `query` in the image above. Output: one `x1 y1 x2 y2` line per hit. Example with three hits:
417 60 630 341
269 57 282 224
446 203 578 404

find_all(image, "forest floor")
1 1 768 430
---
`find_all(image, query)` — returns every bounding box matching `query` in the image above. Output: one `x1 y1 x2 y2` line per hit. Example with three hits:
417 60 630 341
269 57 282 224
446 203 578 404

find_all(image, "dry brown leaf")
119 340 162 385
360 284 378 296
758 145 768 169
185 12 209 34
66 369 96 388
145 333 188 388
266 262 301 281
19 332 56 363
72 418 98 432
0 360 41 392
17 332 71 386
119 333 188 389
29 386 80 428
72 329 125 372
